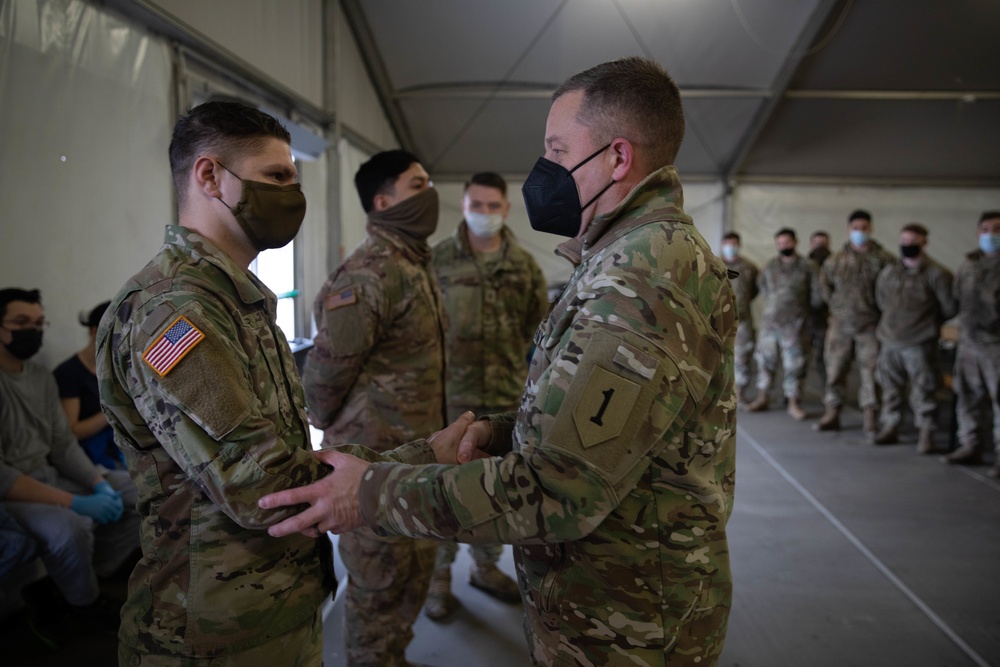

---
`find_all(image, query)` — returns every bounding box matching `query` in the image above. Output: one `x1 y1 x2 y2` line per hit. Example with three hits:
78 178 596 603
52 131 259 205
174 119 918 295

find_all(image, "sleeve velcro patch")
142 316 204 376
324 287 357 311
572 366 641 448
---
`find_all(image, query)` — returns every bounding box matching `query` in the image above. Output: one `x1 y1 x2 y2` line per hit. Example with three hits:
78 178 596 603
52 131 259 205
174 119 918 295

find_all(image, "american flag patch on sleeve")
142 316 205 376
324 287 357 311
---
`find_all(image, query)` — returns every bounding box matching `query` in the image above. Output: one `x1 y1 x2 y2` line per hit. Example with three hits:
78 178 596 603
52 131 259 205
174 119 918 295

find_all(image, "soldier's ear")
193 157 224 200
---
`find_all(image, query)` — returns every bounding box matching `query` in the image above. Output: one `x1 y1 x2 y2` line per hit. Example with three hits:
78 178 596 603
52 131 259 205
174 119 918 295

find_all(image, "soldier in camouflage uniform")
945 212 1000 474
746 228 823 420
815 210 895 437
97 101 334 665
873 223 956 451
425 172 548 619
720 232 758 406
263 56 738 667
807 230 831 387
302 150 446 666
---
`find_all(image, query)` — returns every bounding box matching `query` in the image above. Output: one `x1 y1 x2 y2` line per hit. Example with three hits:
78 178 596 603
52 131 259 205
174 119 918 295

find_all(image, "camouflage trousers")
339 528 436 666
434 541 502 570
954 341 1000 452
754 323 807 399
823 321 880 410
734 320 755 389
876 341 940 430
118 612 321 666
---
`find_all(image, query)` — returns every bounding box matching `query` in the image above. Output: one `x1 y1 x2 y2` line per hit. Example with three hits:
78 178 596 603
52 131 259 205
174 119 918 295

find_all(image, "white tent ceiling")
343 0 1000 185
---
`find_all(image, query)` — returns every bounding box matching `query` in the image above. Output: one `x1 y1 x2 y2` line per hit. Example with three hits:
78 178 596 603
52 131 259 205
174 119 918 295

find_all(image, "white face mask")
720 244 738 261
465 211 504 238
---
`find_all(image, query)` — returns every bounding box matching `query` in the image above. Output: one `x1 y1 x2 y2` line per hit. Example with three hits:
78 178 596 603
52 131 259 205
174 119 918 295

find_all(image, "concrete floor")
321 399 1000 667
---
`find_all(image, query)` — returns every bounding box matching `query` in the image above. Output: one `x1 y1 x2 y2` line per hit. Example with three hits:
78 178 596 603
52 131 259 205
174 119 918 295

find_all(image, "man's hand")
71 493 123 524
258 450 371 537
429 411 491 464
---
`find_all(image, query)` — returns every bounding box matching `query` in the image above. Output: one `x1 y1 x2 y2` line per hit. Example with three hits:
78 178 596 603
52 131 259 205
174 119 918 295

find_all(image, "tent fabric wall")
0 0 174 369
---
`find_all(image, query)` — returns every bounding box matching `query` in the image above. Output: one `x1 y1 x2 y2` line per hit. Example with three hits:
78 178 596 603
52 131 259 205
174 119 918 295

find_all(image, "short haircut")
811 230 830 240
169 99 291 209
553 56 685 170
979 210 1000 223
82 300 111 329
354 150 421 213
464 172 507 197
0 288 41 320
775 227 797 241
901 222 928 237
848 209 872 223
722 232 741 243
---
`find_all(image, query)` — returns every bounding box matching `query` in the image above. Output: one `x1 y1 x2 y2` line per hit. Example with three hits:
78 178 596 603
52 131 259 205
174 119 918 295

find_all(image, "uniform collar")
164 226 272 307
452 222 512 259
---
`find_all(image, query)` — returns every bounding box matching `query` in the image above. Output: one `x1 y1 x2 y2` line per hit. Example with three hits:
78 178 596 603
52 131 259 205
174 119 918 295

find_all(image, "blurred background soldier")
815 210 894 437
946 211 1000 475
303 150 446 666
425 172 548 619
747 228 823 420
721 232 758 406
807 230 832 387
873 223 956 452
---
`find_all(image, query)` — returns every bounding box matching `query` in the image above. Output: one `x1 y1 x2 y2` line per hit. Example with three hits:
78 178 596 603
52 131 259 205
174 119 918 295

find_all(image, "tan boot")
787 397 806 420
746 394 769 412
863 408 878 437
944 444 981 465
873 426 898 445
916 427 934 454
814 405 840 431
424 568 457 621
469 563 520 604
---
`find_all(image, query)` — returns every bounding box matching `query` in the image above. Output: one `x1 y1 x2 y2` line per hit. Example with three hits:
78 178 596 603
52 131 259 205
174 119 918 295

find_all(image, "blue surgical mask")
849 230 869 247
721 245 738 261
979 233 1000 254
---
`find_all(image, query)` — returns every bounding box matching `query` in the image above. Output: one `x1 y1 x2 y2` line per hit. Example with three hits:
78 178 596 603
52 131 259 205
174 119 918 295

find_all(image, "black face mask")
900 244 922 259
779 248 796 257
521 144 615 237
2 328 43 360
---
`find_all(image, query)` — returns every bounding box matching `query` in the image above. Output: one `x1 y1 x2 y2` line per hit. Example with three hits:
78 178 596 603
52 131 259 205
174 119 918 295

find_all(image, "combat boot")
863 408 878 437
469 563 520 603
787 397 806 421
423 568 457 621
745 394 769 412
873 426 898 445
916 427 935 454
814 405 840 431
943 444 981 466
987 464 1000 478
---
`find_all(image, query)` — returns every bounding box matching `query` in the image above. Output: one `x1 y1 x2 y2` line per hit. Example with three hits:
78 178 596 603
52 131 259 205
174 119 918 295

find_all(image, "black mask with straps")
521 144 616 237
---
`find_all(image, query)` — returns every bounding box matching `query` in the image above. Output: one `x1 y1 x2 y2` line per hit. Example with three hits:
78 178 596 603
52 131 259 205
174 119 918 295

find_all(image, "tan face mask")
217 162 307 251
367 187 439 241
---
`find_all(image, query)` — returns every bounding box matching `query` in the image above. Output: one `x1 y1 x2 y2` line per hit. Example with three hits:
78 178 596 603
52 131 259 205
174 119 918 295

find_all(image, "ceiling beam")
394 85 771 100
338 0 416 152
786 90 1000 101
724 0 845 181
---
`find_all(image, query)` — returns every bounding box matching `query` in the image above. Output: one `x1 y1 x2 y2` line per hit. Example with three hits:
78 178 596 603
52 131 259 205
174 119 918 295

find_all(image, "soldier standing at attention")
815 210 895 438
746 228 823 420
263 56 739 667
302 150 446 666
97 100 335 665
424 172 547 620
872 223 956 451
807 231 832 387
945 211 1000 474
720 232 758 407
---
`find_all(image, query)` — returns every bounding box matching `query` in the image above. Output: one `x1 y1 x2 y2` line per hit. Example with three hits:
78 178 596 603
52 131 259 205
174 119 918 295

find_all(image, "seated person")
54 300 123 470
0 504 37 581
0 288 138 630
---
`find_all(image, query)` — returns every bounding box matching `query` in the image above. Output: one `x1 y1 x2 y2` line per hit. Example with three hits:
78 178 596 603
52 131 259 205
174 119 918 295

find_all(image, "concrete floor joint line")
737 425 991 667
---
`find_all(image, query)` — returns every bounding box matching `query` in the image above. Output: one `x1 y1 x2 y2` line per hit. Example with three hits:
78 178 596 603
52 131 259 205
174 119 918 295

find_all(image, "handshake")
71 479 124 524
259 411 490 538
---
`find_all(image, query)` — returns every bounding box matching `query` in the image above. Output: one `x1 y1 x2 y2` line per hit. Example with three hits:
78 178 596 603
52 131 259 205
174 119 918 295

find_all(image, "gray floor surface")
322 400 1000 667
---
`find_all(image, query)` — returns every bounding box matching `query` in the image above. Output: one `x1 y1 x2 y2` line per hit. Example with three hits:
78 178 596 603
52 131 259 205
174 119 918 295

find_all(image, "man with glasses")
0 287 139 640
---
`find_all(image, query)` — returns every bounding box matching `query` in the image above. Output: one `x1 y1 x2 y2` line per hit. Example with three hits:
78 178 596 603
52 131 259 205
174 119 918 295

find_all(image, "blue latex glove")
93 480 120 500
71 493 124 524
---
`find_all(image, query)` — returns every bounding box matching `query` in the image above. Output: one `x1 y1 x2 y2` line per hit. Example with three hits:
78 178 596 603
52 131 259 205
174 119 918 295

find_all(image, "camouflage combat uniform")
820 240 895 410
754 254 823 400
303 221 446 666
97 226 333 664
953 248 1000 454
358 167 738 667
724 256 758 391
431 222 547 569
874 256 956 431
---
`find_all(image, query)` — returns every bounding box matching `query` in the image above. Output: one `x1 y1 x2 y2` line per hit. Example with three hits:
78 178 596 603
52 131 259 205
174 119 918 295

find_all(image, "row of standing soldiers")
723 210 1000 476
